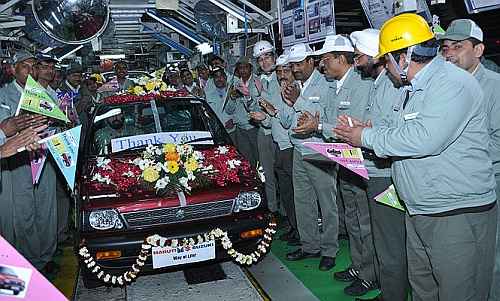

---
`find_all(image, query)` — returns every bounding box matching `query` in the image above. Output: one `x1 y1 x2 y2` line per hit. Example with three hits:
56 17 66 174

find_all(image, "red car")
76 96 271 287
0 266 25 296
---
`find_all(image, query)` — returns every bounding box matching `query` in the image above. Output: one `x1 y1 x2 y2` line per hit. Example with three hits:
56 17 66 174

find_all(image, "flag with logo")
303 142 369 179
45 126 82 190
16 75 70 122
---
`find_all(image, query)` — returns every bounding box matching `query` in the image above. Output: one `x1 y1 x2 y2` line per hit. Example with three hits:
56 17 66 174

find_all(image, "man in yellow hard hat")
334 13 497 301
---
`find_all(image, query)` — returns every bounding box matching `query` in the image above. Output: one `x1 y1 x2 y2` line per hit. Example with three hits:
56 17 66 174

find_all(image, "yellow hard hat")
376 13 434 59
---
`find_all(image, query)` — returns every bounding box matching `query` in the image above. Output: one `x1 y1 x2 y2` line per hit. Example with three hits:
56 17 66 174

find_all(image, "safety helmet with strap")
377 13 436 85
253 40 274 58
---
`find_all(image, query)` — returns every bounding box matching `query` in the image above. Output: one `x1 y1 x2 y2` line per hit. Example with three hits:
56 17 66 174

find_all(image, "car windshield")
0 266 17 277
88 99 230 155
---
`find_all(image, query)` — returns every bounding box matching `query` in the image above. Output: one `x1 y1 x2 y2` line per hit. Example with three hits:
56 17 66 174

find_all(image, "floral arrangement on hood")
90 145 254 194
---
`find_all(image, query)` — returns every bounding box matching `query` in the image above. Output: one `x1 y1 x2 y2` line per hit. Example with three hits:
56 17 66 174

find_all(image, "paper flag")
0 235 68 300
29 148 47 185
16 75 70 122
45 126 82 191
57 92 80 124
374 185 405 211
303 142 369 179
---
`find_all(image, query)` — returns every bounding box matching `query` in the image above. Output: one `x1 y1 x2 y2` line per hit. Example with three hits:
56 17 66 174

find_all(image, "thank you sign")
111 131 213 153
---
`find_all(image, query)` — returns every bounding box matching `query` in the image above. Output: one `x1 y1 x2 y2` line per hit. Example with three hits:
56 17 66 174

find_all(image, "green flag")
17 75 70 122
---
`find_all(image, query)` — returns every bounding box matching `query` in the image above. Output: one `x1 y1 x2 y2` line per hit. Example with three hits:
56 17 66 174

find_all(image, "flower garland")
103 90 189 105
78 220 277 286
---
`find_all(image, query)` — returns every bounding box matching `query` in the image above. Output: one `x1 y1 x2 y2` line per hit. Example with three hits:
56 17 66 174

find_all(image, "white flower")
146 144 160 155
96 157 111 169
122 170 135 177
154 162 164 171
217 146 229 154
227 159 241 169
186 172 195 181
193 151 204 161
92 173 113 185
171 239 178 248
138 159 151 170
179 177 191 191
154 177 170 190
177 144 193 156
155 148 163 156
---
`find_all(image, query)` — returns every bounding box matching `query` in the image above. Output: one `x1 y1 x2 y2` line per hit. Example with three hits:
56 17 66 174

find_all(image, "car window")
0 266 17 277
89 100 229 155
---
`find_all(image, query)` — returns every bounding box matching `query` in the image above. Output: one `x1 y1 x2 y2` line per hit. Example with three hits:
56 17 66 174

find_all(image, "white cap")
350 29 380 57
287 43 314 63
276 54 289 66
253 40 274 58
314 34 354 56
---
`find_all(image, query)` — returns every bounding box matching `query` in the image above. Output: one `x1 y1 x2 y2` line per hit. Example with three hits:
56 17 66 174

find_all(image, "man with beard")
204 66 237 142
303 34 376 296
59 62 83 96
334 14 497 301
249 44 300 246
95 111 137 154
345 29 410 301
279 43 338 271
439 19 500 301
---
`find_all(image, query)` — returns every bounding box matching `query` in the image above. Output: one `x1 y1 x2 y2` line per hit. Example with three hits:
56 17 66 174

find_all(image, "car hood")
79 145 261 211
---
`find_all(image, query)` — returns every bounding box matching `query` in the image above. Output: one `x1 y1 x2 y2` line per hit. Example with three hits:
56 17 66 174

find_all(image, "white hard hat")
287 43 314 63
350 29 380 57
276 54 289 66
253 40 274 58
314 34 354 56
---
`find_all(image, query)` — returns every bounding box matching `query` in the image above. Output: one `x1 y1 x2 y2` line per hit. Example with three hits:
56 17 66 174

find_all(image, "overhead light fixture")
196 42 213 55
57 45 84 61
145 11 202 45
41 46 54 54
207 0 247 22
99 54 126 60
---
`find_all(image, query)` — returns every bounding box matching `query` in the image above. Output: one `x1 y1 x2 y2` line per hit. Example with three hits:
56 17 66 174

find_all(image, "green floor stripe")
271 235 380 301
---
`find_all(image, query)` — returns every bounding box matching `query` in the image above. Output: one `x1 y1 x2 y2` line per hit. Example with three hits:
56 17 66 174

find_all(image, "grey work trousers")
257 132 277 212
489 188 500 301
293 150 338 257
274 147 296 230
235 127 259 167
406 203 498 301
367 177 409 301
339 168 376 282
57 174 71 243
13 159 58 270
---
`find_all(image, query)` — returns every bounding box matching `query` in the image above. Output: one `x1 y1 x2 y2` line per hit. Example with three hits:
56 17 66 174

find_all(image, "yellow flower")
185 157 198 172
133 86 145 95
160 82 168 92
142 167 160 183
145 81 156 92
163 143 177 153
167 161 179 174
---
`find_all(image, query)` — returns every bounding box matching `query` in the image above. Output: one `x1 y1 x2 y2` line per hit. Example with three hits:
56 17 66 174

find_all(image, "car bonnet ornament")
32 0 110 44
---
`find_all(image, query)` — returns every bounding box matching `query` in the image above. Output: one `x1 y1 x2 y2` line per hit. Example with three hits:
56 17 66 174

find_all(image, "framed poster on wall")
279 0 335 48
358 0 432 29
464 0 500 13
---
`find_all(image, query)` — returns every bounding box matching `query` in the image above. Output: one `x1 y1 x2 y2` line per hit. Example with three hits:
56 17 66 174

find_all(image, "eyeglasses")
354 53 367 61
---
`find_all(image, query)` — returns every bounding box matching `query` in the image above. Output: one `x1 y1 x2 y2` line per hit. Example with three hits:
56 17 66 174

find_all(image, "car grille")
122 199 235 228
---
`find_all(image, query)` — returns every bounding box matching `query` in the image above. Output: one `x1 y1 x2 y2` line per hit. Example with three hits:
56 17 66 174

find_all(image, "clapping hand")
293 111 320 135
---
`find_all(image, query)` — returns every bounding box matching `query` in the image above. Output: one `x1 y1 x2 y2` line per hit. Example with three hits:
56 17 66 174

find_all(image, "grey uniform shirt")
280 70 336 155
362 56 496 214
363 70 403 178
204 85 237 134
474 63 500 193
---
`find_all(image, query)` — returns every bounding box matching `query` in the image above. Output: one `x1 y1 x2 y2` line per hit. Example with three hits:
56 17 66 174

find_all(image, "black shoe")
286 249 320 261
318 256 336 271
344 278 378 297
355 295 383 301
334 267 359 282
287 236 302 246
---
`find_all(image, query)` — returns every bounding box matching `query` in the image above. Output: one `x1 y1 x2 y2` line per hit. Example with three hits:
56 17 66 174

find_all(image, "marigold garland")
78 220 277 286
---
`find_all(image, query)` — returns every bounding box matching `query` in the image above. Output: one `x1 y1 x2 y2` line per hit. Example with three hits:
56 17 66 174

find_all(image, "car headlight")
234 191 261 212
89 209 124 230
